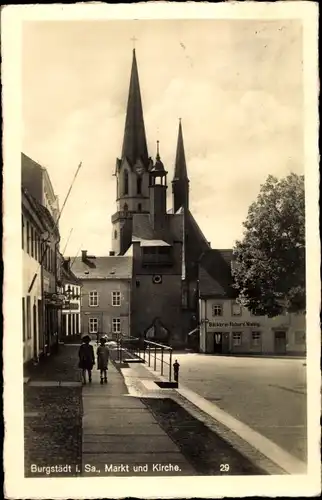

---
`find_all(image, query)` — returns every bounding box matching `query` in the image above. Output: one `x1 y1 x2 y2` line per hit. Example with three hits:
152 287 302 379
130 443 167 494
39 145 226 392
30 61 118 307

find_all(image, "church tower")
111 49 151 255
172 119 190 213
149 141 168 231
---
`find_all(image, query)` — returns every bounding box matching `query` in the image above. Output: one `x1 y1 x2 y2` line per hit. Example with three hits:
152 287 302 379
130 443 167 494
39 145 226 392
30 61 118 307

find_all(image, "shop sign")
208 321 261 328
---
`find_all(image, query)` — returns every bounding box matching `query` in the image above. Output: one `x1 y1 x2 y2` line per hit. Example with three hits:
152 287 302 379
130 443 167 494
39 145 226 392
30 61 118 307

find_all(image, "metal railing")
116 336 174 382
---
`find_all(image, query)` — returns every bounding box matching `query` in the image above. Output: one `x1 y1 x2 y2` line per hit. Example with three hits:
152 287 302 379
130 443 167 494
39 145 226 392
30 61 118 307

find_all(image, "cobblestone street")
24 346 82 477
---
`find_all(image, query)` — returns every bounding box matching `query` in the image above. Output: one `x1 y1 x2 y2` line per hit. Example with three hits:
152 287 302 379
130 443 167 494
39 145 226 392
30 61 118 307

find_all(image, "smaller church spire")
172 119 189 213
173 119 189 181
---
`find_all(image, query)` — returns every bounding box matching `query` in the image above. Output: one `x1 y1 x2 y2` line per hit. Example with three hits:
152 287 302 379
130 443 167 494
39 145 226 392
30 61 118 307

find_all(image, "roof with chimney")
198 249 237 299
120 49 149 169
70 254 132 280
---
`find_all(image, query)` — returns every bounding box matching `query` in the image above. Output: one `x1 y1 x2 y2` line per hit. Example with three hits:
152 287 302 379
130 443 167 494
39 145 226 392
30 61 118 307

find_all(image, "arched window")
114 230 118 239
138 203 142 212
123 170 129 195
137 177 142 194
123 203 128 212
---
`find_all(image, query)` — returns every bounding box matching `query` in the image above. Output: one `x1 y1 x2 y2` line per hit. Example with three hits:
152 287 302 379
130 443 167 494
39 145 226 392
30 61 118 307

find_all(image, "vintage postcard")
2 2 320 498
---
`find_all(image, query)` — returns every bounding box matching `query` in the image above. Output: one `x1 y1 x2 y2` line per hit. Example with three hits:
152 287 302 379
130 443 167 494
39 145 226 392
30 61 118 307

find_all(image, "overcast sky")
22 19 303 257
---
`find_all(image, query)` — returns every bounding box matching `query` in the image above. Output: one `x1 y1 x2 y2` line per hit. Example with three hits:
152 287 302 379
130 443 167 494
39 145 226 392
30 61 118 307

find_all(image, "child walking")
97 337 109 384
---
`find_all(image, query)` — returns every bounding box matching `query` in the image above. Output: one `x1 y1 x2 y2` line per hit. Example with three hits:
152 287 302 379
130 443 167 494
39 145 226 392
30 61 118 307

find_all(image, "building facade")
22 153 60 223
71 251 132 339
22 188 45 363
22 155 63 363
198 250 306 356
61 257 82 338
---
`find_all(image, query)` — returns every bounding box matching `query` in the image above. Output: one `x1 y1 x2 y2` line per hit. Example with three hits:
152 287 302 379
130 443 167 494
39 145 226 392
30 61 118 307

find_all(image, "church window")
138 203 142 212
137 177 142 194
123 170 129 195
123 203 128 212
114 230 118 239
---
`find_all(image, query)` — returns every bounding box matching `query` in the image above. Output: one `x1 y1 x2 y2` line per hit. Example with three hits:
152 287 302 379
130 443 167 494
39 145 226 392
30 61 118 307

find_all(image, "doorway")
274 330 287 354
33 304 38 360
213 332 223 354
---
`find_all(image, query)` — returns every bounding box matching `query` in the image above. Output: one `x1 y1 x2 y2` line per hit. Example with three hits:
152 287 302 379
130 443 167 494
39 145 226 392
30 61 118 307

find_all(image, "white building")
22 188 44 363
198 250 306 356
61 258 82 338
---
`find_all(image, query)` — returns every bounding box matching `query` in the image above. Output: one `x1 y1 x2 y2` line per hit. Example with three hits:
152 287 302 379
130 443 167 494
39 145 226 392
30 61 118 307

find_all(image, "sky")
22 19 304 257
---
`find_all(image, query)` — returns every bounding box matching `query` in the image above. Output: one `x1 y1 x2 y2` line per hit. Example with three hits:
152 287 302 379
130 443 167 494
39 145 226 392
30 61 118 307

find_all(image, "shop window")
252 331 261 346
89 317 98 334
232 332 242 346
112 291 121 306
112 318 121 334
89 291 99 307
232 301 242 316
212 304 223 317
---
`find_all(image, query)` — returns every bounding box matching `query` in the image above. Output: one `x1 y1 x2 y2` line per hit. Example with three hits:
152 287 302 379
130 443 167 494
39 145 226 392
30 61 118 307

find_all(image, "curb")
125 361 307 476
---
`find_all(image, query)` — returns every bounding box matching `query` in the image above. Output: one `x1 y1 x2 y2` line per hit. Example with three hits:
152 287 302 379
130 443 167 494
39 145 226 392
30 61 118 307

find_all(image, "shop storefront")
199 299 306 356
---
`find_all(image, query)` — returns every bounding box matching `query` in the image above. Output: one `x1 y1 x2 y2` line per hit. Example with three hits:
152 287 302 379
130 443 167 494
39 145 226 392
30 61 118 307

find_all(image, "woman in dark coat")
78 335 95 384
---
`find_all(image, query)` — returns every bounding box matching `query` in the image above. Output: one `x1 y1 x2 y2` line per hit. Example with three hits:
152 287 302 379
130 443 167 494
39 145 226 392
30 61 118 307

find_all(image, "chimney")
81 250 87 262
109 251 115 256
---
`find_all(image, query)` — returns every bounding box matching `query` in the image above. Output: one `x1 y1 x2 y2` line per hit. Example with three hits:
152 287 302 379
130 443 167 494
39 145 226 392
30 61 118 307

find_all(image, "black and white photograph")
3 2 320 498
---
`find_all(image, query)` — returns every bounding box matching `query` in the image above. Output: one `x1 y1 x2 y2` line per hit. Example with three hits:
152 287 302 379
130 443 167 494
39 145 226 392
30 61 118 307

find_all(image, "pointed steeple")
173 119 189 181
172 119 189 212
121 49 149 167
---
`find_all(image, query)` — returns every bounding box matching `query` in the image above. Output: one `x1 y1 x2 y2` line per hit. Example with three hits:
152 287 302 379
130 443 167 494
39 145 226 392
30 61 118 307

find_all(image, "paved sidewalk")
81 360 196 476
118 360 307 475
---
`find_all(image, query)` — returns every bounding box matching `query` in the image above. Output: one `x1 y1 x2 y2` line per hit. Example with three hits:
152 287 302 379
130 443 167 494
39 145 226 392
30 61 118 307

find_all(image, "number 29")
220 464 230 472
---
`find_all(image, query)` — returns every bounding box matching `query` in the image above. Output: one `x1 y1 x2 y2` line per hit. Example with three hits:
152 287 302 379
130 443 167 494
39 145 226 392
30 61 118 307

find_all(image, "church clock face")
135 164 144 176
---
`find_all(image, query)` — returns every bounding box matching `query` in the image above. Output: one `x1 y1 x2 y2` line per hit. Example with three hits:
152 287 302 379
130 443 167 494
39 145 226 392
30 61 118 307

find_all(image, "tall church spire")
121 49 149 167
172 119 189 212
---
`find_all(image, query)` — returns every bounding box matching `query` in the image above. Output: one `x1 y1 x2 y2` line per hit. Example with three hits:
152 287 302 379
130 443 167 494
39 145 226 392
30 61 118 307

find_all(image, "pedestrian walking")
97 337 109 384
78 335 95 385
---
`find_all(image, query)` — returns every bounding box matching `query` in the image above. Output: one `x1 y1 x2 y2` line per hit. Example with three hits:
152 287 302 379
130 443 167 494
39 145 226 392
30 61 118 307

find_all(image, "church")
110 49 211 347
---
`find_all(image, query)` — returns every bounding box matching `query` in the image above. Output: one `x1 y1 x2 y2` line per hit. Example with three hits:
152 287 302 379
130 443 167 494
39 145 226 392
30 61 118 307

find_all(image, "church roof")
184 209 211 278
71 256 132 280
173 120 189 181
121 49 149 168
198 249 237 298
134 238 171 247
132 213 183 244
